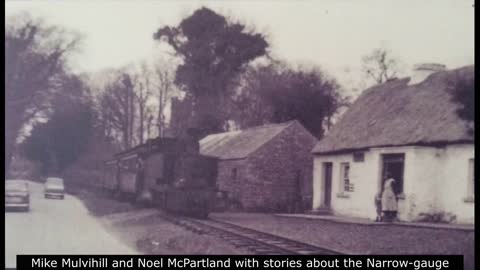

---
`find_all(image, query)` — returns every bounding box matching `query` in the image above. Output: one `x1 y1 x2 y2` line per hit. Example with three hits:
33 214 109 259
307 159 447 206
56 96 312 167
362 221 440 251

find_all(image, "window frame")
340 162 353 192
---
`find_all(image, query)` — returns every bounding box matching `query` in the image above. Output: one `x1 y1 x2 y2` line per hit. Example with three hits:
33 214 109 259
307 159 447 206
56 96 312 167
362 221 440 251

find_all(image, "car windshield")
46 178 64 185
5 180 28 191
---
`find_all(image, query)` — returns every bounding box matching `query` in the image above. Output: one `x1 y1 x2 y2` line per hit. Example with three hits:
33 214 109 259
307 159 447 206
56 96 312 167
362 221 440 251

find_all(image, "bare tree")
134 63 150 144
98 72 137 149
361 47 401 85
131 60 177 142
152 61 176 138
92 59 176 148
146 113 154 139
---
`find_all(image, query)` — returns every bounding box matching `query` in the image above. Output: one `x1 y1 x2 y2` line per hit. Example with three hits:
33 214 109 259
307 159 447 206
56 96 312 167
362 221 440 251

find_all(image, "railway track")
160 213 345 255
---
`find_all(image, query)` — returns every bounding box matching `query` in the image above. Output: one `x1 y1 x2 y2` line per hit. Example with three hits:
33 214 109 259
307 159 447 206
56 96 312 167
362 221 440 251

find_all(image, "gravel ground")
75 187 250 255
69 188 475 268
73 188 139 217
101 213 250 255
211 213 475 269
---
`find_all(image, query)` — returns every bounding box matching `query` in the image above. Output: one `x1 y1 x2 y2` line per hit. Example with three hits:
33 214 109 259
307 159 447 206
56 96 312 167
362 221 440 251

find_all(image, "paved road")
5 181 137 268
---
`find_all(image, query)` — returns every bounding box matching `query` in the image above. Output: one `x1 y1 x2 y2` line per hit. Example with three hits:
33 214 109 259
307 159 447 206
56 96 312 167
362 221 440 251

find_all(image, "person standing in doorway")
381 174 398 222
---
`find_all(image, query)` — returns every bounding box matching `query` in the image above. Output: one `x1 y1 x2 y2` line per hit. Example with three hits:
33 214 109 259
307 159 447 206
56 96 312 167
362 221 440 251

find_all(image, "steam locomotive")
103 130 218 219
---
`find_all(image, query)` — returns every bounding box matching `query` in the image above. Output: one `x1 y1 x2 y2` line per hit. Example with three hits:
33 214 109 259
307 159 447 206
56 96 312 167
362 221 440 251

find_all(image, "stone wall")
216 121 317 212
215 159 248 209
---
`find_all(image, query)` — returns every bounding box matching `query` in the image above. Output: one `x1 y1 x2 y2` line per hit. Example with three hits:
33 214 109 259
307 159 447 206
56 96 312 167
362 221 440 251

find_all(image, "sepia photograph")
5 0 475 269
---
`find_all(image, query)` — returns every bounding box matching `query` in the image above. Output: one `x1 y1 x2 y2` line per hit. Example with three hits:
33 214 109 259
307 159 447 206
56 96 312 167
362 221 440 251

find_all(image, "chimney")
409 63 446 85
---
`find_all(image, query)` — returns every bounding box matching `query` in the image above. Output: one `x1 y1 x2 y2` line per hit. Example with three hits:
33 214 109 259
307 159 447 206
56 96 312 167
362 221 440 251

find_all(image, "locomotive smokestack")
184 128 201 154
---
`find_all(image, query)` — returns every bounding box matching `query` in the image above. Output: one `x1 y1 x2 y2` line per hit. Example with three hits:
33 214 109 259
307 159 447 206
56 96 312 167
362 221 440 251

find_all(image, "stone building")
312 64 474 224
200 120 318 212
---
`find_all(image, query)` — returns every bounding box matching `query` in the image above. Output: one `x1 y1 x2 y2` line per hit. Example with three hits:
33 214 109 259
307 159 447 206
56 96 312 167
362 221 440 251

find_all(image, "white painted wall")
436 144 475 224
312 144 474 224
313 149 383 220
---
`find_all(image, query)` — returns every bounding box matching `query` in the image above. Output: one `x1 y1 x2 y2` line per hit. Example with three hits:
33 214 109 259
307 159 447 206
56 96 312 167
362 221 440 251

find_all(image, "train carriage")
103 159 118 193
117 153 141 199
137 138 178 203
104 132 218 218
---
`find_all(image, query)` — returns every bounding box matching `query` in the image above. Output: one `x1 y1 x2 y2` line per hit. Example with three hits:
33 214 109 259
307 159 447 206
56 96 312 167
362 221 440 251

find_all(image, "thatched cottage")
200 120 317 212
311 64 474 224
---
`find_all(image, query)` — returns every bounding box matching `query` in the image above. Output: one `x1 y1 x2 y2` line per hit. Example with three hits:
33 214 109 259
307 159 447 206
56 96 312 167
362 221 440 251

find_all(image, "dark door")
292 170 303 213
323 162 333 208
381 154 405 195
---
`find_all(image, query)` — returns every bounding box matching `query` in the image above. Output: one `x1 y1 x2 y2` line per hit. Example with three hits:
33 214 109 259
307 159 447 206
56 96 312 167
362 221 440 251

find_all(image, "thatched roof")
200 120 298 160
313 65 474 154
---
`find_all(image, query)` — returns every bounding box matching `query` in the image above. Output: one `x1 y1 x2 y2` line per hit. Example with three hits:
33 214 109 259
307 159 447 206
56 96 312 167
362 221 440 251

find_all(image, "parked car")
44 177 65 199
5 180 30 211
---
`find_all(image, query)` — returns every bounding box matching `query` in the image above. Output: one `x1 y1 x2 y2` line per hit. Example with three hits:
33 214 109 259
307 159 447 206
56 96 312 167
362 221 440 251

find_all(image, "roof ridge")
200 120 301 160
238 120 297 132
203 129 242 138
202 120 296 138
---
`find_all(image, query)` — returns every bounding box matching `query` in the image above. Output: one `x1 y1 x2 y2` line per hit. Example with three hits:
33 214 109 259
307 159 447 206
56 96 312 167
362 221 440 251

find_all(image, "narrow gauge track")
160 213 345 255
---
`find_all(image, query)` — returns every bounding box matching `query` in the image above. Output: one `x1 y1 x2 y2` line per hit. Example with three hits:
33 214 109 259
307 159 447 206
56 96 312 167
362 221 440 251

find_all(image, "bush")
416 211 457 224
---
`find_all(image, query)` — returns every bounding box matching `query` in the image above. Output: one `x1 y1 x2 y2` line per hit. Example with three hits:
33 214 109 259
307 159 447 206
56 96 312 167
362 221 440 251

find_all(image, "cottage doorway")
323 162 333 208
380 154 405 195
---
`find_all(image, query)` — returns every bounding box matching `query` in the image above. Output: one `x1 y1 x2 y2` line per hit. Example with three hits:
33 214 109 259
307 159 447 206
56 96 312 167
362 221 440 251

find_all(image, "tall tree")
5 13 81 176
361 47 401 85
169 96 196 137
232 62 346 138
449 74 475 134
153 7 269 136
21 75 94 175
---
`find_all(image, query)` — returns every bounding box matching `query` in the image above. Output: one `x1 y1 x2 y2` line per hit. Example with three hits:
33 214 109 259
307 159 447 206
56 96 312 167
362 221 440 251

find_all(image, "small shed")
200 120 318 212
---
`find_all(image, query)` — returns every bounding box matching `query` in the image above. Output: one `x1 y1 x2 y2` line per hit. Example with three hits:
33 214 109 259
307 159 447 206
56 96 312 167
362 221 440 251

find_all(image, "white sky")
5 0 475 91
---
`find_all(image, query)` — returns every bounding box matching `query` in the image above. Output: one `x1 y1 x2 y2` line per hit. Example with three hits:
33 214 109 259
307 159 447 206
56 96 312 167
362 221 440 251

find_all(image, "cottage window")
340 163 353 192
232 168 238 181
